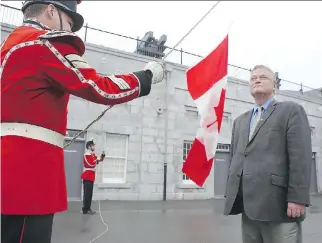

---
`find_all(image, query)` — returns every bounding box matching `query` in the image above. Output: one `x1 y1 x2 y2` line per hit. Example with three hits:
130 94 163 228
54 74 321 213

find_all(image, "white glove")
144 61 165 84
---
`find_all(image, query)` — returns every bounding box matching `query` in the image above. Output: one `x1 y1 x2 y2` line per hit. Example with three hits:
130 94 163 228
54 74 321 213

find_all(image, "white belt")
84 168 96 172
1 122 65 148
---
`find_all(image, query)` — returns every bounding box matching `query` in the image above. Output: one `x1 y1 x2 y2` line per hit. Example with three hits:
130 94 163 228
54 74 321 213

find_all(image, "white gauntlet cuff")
144 61 165 84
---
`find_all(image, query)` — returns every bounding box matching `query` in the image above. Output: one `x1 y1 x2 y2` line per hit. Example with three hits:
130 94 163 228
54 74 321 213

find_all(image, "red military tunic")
1 19 152 215
80 151 98 182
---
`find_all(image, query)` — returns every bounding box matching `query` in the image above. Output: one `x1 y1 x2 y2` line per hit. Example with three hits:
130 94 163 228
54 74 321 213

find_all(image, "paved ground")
52 195 322 243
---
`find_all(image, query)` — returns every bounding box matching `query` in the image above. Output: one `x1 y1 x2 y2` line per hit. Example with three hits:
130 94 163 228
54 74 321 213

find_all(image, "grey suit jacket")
224 99 312 222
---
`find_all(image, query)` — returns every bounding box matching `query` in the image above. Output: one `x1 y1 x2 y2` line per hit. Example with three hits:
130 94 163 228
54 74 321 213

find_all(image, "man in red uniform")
81 139 105 215
1 0 165 242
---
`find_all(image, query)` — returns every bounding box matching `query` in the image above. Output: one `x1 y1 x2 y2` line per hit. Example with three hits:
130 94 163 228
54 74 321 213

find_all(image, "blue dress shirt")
249 97 274 131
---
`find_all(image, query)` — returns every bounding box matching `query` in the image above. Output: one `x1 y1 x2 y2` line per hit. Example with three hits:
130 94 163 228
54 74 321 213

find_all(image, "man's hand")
99 151 106 162
144 61 165 84
287 202 305 218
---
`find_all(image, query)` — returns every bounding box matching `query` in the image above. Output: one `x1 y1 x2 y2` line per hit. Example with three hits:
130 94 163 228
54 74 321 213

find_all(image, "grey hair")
251 65 276 81
23 3 48 19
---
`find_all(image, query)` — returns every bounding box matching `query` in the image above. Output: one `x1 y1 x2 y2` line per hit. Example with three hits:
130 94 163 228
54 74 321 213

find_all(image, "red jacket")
81 151 98 182
1 19 152 215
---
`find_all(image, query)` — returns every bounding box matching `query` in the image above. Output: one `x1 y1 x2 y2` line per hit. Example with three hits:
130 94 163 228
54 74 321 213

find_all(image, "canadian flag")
182 35 228 187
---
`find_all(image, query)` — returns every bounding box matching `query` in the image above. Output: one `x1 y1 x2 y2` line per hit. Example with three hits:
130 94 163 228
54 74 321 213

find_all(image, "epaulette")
39 30 85 55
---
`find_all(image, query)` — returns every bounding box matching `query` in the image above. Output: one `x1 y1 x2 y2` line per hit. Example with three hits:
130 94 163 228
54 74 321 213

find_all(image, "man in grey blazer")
224 65 312 243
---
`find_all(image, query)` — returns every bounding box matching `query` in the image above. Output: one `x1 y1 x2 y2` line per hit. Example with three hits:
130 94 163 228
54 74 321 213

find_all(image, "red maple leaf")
214 88 226 131
204 88 226 132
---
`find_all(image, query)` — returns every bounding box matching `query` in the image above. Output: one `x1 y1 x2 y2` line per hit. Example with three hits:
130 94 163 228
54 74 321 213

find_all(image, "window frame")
184 105 199 118
101 133 129 184
310 126 315 137
182 141 231 184
65 129 86 140
216 143 231 152
182 140 194 184
223 112 232 125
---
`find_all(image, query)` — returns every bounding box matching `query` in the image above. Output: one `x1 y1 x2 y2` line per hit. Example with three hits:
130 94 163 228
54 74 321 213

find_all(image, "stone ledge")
97 183 132 189
177 183 204 189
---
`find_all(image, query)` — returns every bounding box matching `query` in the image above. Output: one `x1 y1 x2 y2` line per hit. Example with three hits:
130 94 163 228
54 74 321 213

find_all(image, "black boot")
83 209 96 215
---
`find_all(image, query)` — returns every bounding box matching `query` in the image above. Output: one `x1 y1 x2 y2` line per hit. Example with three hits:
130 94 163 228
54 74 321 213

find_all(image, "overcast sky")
2 1 322 91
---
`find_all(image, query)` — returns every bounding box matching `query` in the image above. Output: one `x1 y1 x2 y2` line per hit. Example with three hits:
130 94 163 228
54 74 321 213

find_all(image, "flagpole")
162 69 169 201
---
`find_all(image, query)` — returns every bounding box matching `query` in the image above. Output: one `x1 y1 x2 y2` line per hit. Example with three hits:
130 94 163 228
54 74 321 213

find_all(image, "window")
101 133 129 183
182 140 193 183
182 142 231 183
216 143 230 152
310 127 315 137
223 112 231 124
65 129 85 140
185 105 198 118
